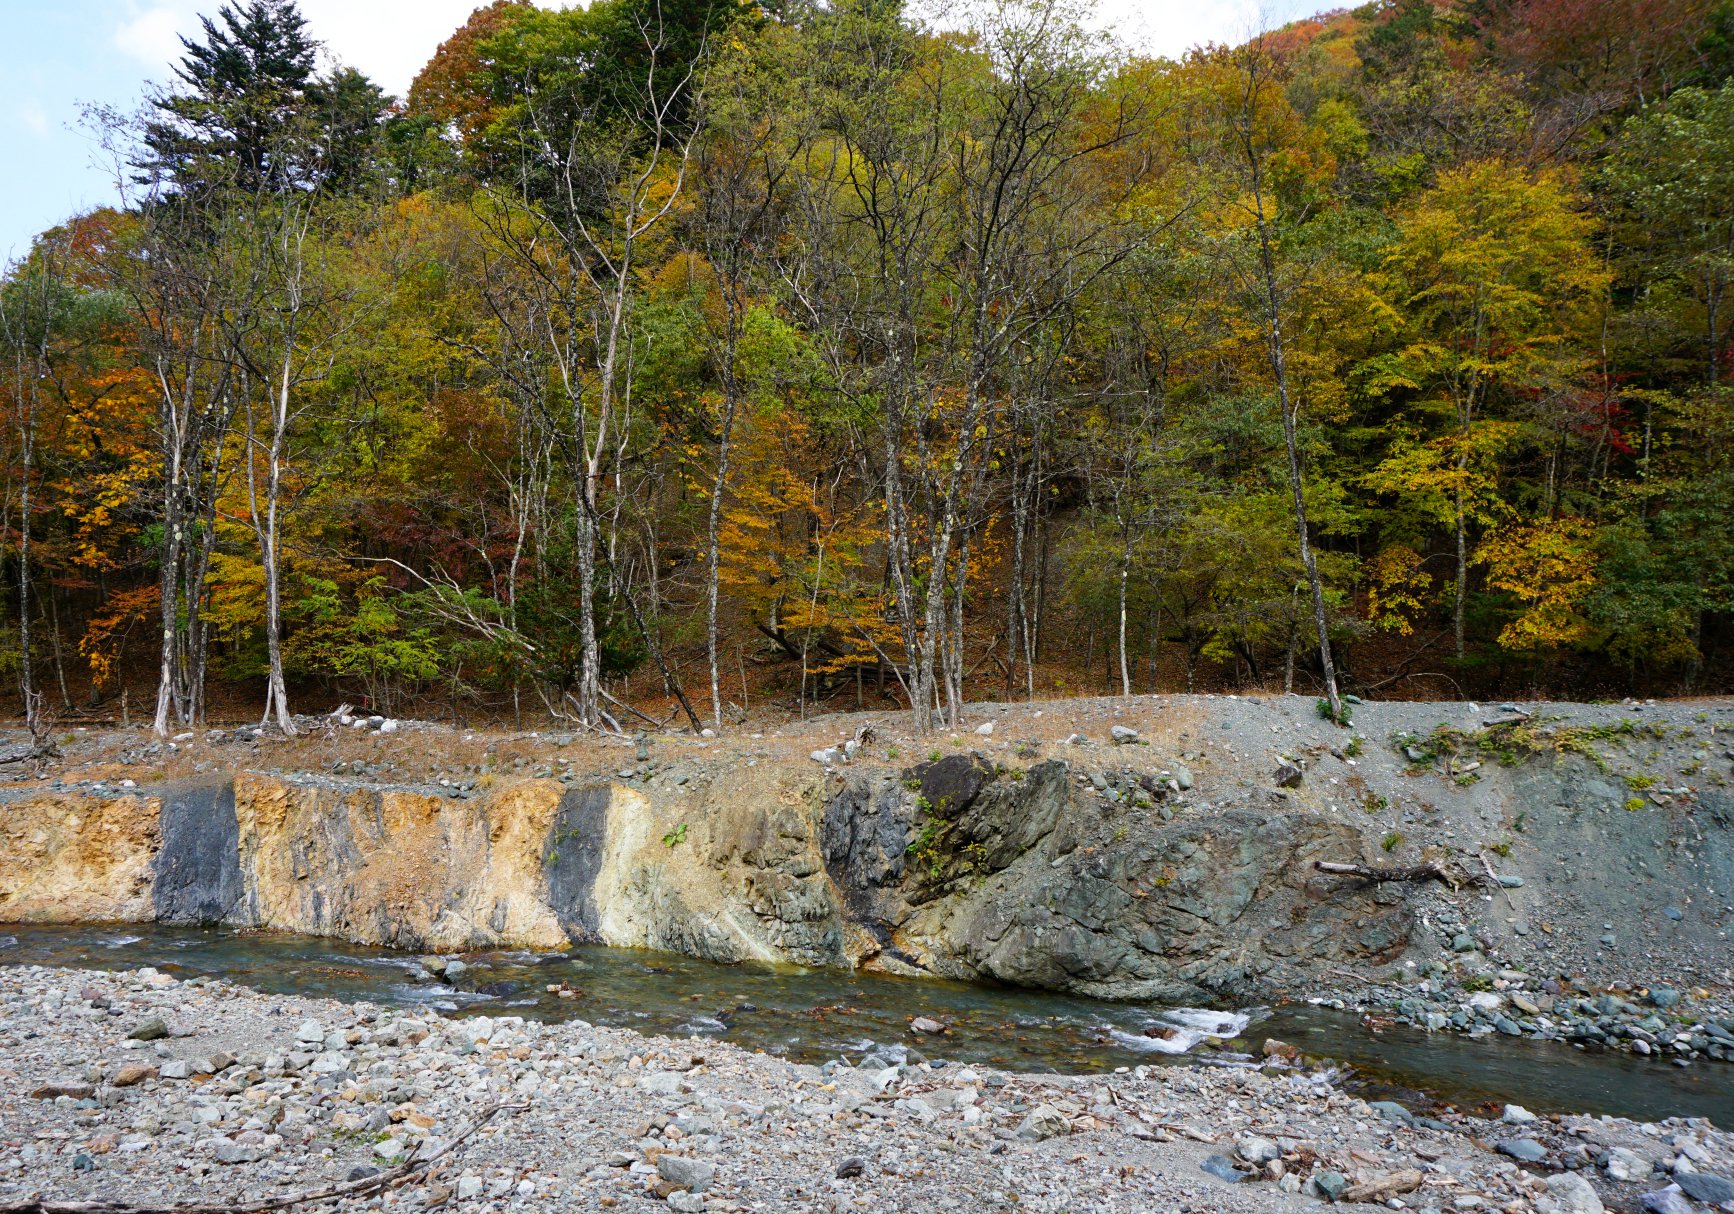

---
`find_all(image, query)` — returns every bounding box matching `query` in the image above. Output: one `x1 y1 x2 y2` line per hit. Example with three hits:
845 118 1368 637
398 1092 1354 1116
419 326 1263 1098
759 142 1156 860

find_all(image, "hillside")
2 0 1732 739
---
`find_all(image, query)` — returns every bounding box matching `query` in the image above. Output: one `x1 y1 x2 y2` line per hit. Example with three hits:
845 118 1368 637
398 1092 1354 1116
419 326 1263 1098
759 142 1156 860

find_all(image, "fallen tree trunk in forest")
0 1103 526 1214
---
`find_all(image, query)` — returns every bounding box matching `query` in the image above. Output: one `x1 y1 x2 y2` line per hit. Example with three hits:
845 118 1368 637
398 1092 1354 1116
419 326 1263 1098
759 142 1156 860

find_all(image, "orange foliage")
77 585 160 690
718 408 895 672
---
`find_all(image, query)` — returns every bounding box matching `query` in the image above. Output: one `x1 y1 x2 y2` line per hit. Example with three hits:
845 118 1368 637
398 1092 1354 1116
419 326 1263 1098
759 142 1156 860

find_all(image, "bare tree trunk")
1005 465 1031 699
704 387 737 732
945 527 973 720
16 381 34 730
881 392 932 731
1118 535 1132 697
1283 621 1296 695
1453 476 1467 660
1032 508 1050 677
1238 44 1341 722
255 352 296 734
153 443 183 735
1147 603 1162 693
187 492 222 725
574 274 632 730
46 587 69 709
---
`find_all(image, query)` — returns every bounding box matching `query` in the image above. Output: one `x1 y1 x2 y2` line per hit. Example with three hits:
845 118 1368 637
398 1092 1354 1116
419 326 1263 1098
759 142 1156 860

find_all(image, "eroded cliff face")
2 713 1727 1000
13 697 1734 998
0 788 159 923
0 754 1410 1001
814 757 1403 1001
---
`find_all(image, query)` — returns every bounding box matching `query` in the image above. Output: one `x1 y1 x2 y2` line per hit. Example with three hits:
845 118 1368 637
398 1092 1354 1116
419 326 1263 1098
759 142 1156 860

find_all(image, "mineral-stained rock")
111 1064 156 1088
12 696 1728 1006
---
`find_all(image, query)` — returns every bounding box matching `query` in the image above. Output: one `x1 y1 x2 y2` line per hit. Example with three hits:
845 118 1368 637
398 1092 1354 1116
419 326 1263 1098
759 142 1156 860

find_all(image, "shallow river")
3 924 1729 1125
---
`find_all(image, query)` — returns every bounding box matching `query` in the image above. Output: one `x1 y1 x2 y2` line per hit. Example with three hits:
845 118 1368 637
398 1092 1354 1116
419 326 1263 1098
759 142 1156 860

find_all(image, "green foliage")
661 823 688 848
907 819 944 880
287 577 442 713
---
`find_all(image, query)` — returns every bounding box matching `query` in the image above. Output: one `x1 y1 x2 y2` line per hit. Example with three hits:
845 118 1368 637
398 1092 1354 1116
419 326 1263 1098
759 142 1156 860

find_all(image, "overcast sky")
3 0 1318 259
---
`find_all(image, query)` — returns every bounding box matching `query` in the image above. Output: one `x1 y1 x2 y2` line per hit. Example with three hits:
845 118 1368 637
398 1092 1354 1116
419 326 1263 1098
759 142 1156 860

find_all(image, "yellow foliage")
1366 545 1432 635
202 550 268 649
718 406 896 672
1476 517 1600 650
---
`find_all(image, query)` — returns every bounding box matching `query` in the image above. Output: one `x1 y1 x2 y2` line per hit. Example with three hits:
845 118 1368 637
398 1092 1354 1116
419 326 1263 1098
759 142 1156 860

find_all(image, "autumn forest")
2 0 1732 737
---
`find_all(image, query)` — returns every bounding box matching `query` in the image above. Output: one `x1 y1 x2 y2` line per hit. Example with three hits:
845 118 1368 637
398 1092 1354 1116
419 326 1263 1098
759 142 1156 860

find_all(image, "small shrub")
907 819 944 879
661 823 688 848
1381 831 1404 852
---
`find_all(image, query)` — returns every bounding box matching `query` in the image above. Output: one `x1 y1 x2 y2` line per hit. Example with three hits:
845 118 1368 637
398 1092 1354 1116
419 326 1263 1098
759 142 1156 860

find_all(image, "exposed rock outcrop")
4 695 1731 1002
0 753 1401 1000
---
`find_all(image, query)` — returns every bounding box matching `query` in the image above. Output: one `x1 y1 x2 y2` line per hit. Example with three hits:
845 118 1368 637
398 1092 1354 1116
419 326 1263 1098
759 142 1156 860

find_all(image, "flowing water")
2 924 1729 1125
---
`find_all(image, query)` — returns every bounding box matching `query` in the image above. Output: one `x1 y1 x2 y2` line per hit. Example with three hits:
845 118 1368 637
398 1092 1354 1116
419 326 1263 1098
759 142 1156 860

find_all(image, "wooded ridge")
2 0 1731 736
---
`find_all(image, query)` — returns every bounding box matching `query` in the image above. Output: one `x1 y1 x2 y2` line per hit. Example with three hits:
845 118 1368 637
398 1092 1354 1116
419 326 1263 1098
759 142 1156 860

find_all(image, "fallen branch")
1340 1169 1424 1203
1325 965 1384 986
1313 859 1484 891
0 1102 528 1214
600 687 663 730
1363 669 1464 699
1477 851 1514 909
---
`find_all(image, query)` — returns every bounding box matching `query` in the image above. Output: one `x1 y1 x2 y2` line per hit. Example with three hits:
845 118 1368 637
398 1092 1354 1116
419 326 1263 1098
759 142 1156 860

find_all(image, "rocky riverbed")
1333 964 1734 1068
2 964 1732 1214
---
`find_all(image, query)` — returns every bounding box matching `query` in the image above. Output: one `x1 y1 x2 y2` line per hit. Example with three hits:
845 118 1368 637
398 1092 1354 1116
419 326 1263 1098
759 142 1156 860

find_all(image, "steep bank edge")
2 695 1731 1001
